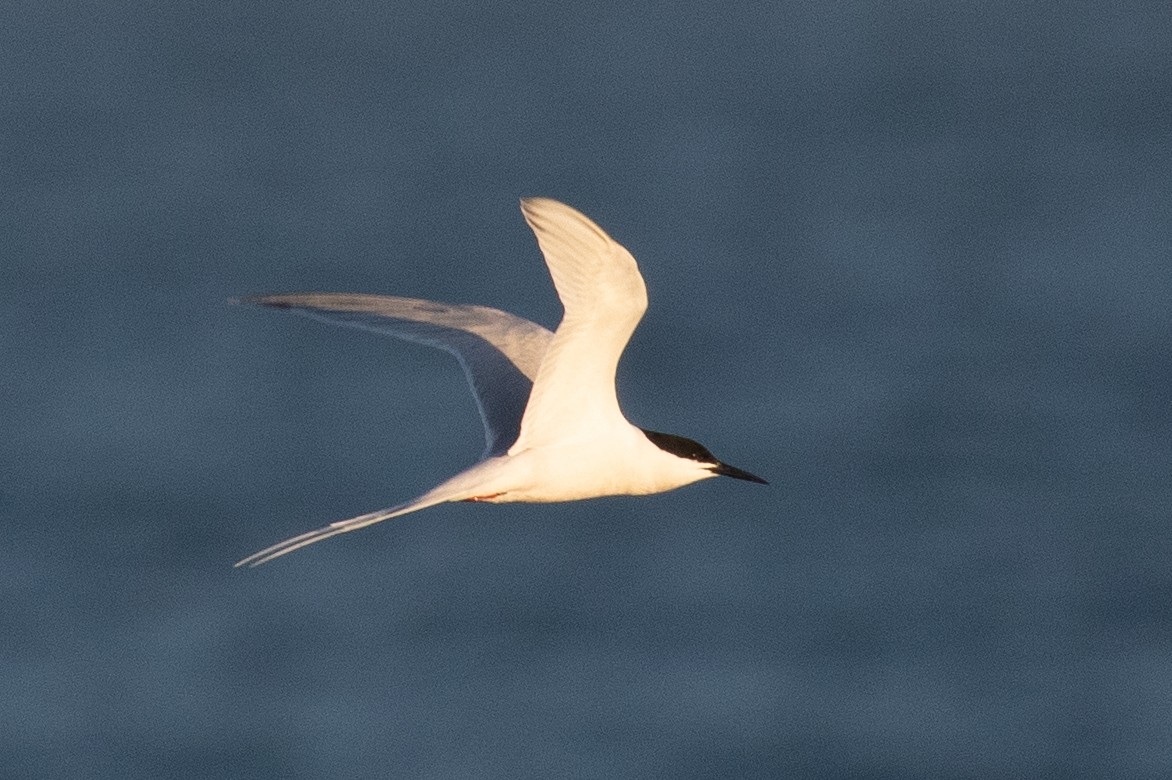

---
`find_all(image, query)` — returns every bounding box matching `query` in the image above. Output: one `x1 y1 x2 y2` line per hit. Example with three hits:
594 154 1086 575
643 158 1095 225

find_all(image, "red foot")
463 493 505 503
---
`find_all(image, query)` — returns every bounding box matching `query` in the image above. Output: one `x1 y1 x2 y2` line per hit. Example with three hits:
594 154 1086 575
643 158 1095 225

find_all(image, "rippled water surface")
5 2 1170 776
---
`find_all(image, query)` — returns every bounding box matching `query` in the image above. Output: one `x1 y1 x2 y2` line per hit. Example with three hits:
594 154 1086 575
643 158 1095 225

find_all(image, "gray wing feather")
239 293 553 456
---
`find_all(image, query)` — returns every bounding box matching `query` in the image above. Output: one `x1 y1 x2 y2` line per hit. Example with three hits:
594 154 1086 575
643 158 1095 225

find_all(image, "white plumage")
236 198 764 567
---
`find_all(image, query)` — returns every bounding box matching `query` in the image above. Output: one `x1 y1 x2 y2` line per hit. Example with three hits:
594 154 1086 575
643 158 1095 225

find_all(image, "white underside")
478 422 716 503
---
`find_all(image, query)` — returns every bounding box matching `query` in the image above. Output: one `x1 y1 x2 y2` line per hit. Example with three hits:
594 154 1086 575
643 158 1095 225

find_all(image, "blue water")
5 1 1171 776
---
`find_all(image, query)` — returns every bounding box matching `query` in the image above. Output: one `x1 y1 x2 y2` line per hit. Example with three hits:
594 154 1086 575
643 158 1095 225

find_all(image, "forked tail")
233 498 437 567
234 459 512 567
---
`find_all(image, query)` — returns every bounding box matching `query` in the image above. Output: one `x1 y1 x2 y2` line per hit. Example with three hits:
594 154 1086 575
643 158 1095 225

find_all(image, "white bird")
235 198 765 567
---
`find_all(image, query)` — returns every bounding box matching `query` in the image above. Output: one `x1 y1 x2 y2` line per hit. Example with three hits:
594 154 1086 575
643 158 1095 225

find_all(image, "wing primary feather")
237 293 553 456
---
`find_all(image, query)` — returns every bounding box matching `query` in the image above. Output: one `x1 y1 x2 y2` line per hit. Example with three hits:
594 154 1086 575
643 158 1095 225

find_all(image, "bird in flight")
236 198 765 566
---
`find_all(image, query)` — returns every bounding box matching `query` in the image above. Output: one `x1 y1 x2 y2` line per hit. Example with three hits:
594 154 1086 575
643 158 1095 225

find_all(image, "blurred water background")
4 1 1171 776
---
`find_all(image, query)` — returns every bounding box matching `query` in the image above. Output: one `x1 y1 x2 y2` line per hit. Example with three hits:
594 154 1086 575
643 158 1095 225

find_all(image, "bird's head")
640 429 767 486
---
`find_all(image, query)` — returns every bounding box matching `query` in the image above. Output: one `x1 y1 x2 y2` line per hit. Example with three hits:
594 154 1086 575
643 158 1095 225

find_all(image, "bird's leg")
462 493 505 502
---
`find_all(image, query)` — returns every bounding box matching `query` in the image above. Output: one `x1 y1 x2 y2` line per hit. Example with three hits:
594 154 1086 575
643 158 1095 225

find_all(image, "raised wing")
239 293 553 456
510 198 648 450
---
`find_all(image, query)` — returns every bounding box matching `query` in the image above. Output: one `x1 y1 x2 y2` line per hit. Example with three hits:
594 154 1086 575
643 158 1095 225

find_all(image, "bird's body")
236 198 764 567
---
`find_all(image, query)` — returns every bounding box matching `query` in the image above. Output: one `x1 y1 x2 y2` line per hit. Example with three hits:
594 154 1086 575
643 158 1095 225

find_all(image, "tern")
235 198 765 567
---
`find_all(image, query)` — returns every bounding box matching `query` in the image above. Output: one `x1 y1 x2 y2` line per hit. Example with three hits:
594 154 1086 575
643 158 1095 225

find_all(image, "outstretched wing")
239 293 553 456
511 198 648 450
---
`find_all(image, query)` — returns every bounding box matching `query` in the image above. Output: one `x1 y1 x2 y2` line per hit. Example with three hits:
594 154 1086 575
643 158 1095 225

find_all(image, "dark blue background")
5 1 1170 776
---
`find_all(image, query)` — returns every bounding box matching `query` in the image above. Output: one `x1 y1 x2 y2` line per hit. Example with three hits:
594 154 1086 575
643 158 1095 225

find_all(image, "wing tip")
519 197 615 246
519 196 571 221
